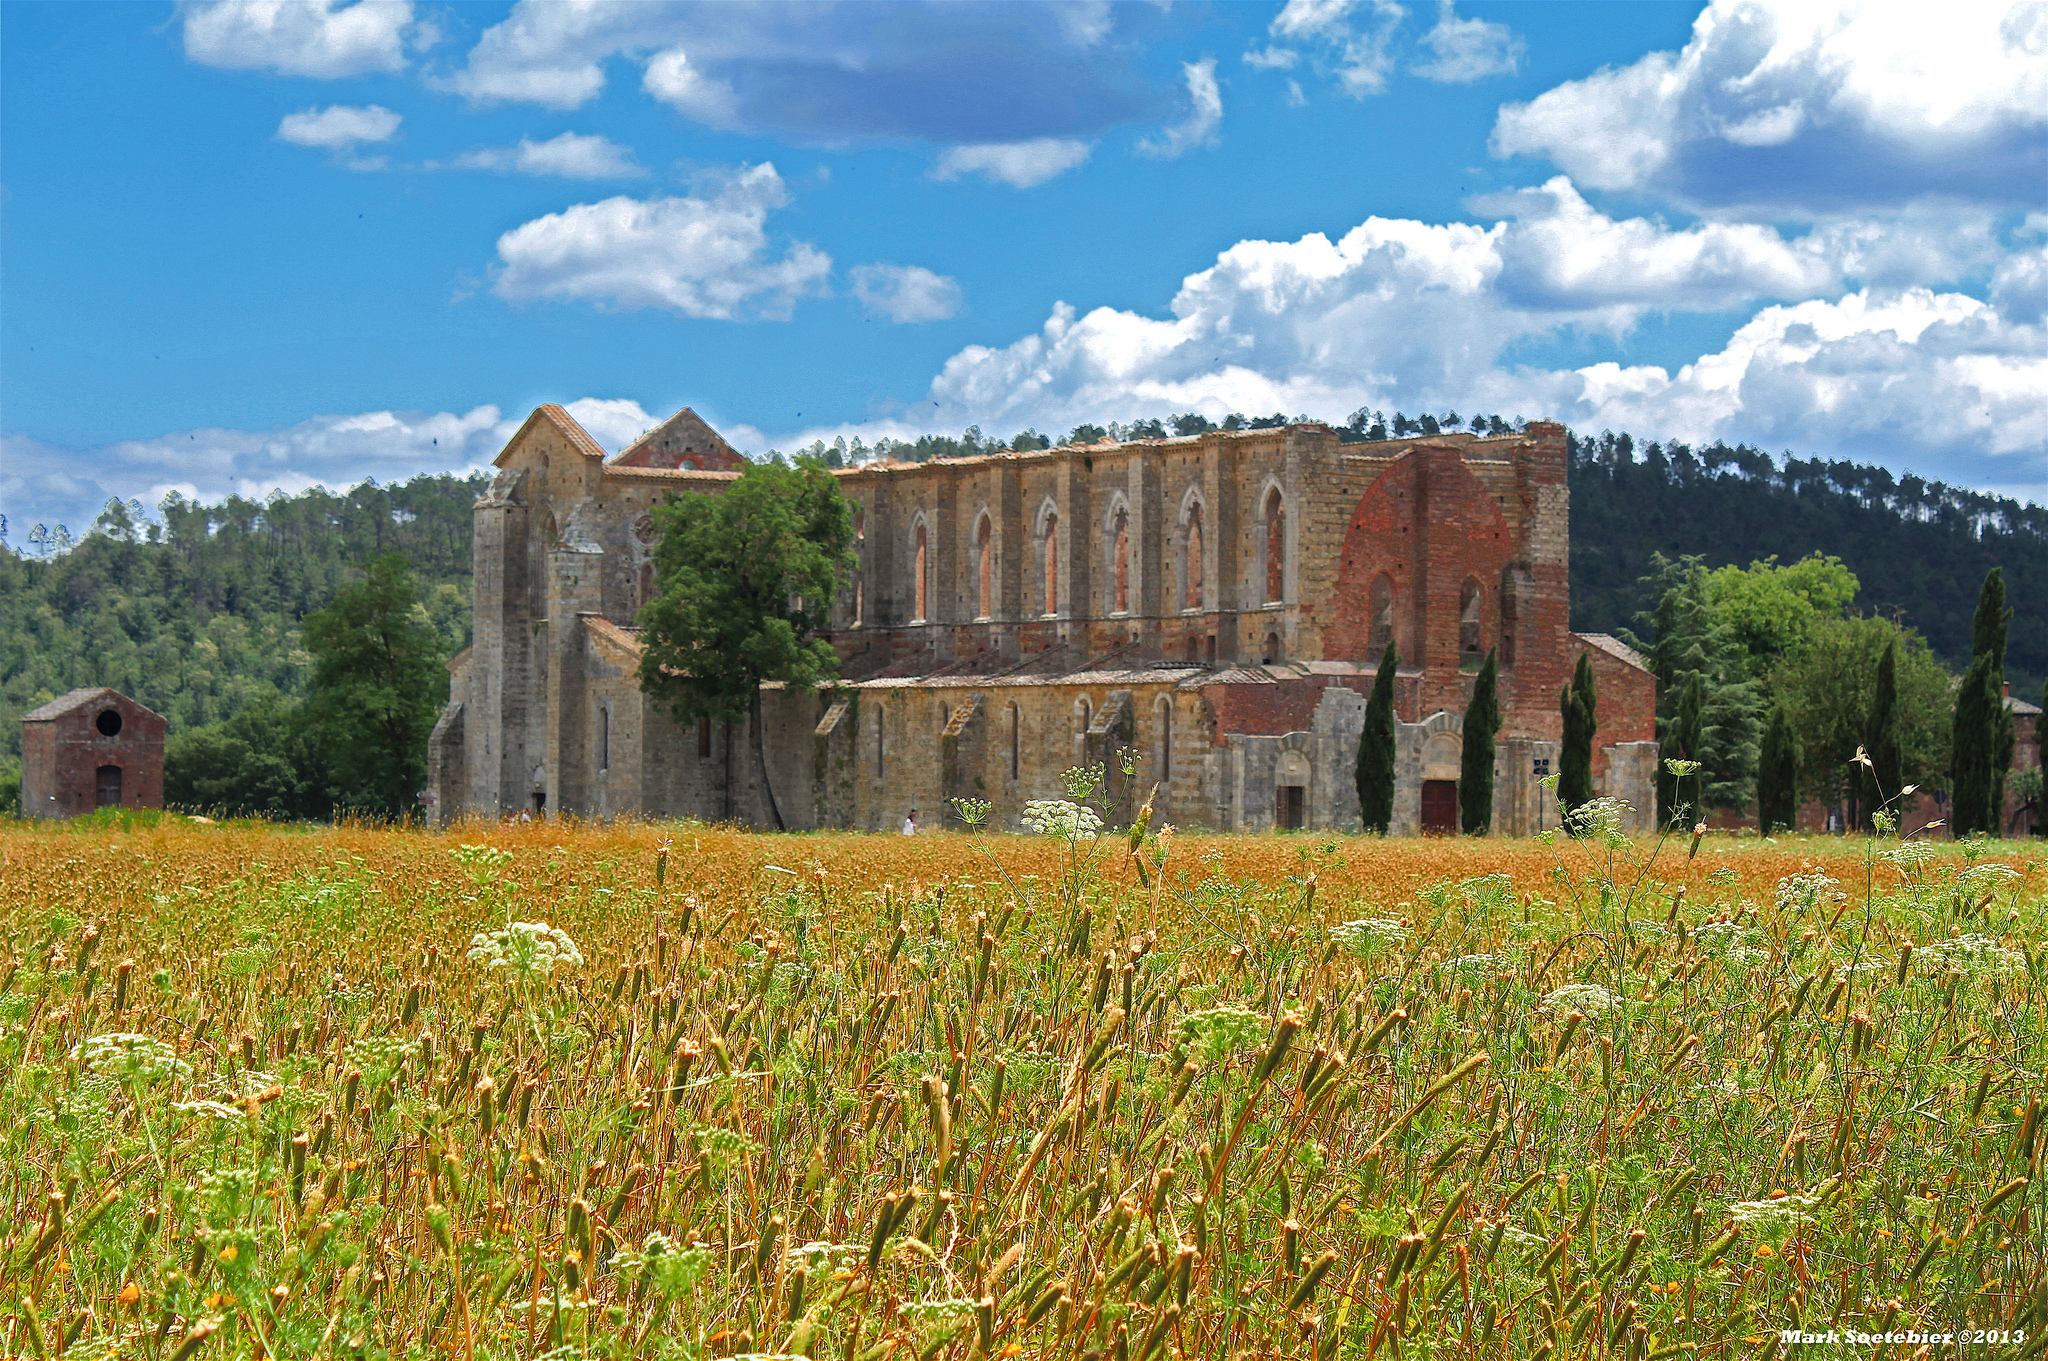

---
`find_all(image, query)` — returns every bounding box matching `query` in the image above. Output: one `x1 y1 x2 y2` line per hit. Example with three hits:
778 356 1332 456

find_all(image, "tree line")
1 418 2037 830
0 475 481 815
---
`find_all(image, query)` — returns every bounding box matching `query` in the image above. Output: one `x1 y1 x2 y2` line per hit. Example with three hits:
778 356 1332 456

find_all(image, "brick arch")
1328 449 1511 670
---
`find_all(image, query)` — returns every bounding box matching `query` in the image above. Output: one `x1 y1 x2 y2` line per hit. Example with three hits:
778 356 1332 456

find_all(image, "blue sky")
3 0 2043 538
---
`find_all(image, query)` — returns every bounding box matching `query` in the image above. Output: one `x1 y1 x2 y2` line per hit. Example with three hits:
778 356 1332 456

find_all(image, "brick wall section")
21 688 167 819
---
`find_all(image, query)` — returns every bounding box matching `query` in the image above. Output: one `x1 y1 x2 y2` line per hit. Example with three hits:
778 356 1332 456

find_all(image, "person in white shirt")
901 809 919 835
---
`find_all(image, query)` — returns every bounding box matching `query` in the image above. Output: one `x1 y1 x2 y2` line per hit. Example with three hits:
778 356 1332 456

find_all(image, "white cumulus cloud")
0 399 674 538
491 163 831 321
788 188 2045 497
1268 0 1408 97
1491 0 2048 210
851 265 963 324
1412 0 1523 83
448 132 644 180
641 46 742 129
1138 59 1223 158
931 139 1094 189
180 0 421 79
276 104 402 151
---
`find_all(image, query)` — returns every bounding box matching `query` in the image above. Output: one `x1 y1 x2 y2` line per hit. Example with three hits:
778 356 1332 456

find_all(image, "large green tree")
165 698 333 821
1771 616 1952 826
303 553 450 820
1626 554 1762 821
637 459 856 830
1558 650 1596 812
1355 642 1398 834
1460 648 1501 834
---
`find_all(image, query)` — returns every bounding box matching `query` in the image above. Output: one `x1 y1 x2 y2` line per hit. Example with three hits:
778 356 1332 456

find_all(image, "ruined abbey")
426 404 1659 834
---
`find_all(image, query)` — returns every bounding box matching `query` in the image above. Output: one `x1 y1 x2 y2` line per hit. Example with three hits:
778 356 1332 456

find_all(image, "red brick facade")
21 688 167 820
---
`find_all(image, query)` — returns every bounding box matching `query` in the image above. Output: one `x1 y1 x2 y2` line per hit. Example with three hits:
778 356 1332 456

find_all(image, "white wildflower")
1541 983 1620 1017
468 921 585 978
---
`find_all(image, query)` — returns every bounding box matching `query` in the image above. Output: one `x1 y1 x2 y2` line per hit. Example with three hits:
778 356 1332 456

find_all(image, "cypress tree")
1952 568 2014 838
1951 654 1999 837
1356 642 1398 833
1558 651 1596 811
1758 704 1799 834
1460 648 1501 834
1660 671 1706 827
1863 639 1901 823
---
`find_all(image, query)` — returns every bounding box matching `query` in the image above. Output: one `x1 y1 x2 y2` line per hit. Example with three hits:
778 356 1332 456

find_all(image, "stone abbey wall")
430 405 1660 834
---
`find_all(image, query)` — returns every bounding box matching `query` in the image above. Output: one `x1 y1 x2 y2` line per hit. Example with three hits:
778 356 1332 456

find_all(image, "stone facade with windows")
429 404 1658 834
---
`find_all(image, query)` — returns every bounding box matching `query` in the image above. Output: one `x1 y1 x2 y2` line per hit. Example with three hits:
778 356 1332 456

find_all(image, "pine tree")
1863 639 1901 823
1758 704 1799 834
1355 642 1398 834
1558 651 1596 811
1461 649 1501 834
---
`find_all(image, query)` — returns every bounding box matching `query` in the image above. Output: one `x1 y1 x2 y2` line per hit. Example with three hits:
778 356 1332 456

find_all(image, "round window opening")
96 709 123 737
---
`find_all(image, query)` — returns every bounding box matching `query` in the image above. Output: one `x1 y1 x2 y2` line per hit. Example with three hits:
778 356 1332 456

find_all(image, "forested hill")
0 474 485 761
1565 431 2044 692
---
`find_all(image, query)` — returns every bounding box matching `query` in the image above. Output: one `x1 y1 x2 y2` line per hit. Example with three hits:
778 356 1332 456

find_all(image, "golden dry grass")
0 815 2041 1360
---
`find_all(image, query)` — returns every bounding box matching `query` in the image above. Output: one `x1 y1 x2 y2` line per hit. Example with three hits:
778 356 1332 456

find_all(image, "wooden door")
1420 779 1457 834
95 765 122 809
1279 785 1305 830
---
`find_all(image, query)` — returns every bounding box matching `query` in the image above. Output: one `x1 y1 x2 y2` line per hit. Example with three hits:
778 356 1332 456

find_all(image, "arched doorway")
1419 732 1461 834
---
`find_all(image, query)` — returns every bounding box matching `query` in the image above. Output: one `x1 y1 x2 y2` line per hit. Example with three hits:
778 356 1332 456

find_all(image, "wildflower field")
1 801 2042 1361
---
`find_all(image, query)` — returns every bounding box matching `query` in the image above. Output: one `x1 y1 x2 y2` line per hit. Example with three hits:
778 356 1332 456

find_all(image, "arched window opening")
1008 703 1021 780
1042 512 1059 615
637 562 655 610
854 576 863 627
1077 698 1093 737
1156 696 1173 783
1111 508 1131 613
1460 578 1483 660
1184 501 1204 610
976 516 994 619
1263 631 1282 665
1499 568 1520 667
1263 489 1285 604
698 716 712 760
1370 575 1396 659
913 523 929 621
599 706 610 771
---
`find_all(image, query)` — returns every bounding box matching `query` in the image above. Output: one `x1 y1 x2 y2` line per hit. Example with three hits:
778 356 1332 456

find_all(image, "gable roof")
493 403 608 468
1573 632 1650 673
23 687 167 723
609 407 745 470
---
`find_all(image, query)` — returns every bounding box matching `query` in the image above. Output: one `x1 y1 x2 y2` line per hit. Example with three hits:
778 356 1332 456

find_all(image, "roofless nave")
427 404 1658 834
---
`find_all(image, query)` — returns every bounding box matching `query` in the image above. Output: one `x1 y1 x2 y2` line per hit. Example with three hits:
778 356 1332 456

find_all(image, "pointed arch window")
1041 511 1059 615
1183 500 1204 610
1460 577 1483 660
913 522 929 622
975 515 994 619
1263 489 1285 604
1111 507 1131 613
1370 575 1396 658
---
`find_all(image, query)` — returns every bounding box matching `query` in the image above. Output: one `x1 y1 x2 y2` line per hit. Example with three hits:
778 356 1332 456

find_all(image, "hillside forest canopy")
0 413 2038 824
